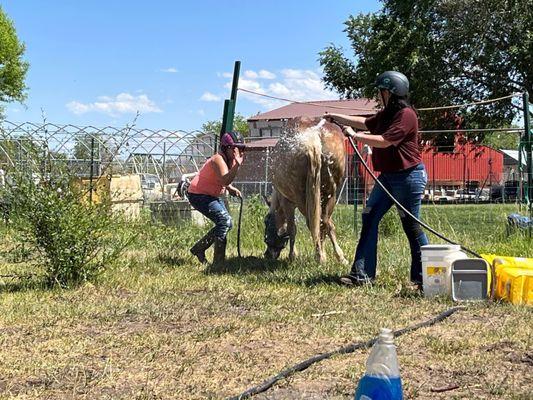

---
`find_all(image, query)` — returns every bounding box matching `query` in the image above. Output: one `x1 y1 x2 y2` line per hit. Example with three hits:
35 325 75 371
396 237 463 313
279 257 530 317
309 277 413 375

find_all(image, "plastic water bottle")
354 328 403 400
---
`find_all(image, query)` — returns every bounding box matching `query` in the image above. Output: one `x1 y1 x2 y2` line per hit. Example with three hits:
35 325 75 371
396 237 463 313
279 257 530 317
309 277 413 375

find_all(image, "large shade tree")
0 6 28 117
319 0 532 144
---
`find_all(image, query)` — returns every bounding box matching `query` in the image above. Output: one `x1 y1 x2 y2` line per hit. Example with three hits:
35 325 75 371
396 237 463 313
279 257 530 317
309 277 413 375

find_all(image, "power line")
238 88 375 112
239 87 521 113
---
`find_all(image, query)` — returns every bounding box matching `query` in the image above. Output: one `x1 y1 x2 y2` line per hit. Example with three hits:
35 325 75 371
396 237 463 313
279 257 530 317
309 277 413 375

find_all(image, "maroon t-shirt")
364 107 422 173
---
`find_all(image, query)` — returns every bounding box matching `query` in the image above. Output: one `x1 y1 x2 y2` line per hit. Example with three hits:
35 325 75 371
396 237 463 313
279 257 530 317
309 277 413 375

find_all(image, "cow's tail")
306 139 322 253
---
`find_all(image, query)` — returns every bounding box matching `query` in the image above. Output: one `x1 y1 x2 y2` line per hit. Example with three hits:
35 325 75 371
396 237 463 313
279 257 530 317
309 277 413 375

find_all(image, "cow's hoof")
316 255 327 264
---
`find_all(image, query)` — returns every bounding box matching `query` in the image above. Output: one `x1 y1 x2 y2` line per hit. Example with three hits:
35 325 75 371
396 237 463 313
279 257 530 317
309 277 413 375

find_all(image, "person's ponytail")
383 94 416 121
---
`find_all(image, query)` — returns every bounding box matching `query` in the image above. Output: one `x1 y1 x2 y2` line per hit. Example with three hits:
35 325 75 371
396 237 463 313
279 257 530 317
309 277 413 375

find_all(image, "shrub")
3 171 131 287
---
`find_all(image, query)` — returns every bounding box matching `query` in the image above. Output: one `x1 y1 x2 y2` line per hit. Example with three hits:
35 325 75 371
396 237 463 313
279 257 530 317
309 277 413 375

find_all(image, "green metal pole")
518 140 523 209
522 91 532 237
230 61 241 102
216 61 241 155
354 154 358 232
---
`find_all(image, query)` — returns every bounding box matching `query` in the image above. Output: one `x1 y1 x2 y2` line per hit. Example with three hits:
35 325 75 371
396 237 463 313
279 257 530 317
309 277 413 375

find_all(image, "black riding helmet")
374 71 409 97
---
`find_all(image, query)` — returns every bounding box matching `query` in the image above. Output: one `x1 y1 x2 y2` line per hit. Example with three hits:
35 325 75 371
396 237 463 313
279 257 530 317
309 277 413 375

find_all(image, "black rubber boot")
190 231 215 264
212 237 227 264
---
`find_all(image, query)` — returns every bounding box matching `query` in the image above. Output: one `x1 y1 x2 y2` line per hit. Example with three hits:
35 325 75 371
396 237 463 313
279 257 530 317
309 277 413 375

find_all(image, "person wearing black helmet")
187 131 246 264
325 71 429 289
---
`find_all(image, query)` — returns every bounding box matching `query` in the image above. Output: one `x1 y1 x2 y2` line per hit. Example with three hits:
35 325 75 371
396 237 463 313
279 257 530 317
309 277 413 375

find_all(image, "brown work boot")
212 238 227 264
190 232 215 264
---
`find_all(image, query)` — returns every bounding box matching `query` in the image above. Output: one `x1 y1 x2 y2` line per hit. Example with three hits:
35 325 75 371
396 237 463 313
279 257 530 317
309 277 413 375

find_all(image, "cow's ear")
262 194 271 207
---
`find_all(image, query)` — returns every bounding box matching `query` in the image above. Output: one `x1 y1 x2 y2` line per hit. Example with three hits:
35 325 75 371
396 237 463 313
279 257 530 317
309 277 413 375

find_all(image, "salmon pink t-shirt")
365 107 422 173
187 155 226 197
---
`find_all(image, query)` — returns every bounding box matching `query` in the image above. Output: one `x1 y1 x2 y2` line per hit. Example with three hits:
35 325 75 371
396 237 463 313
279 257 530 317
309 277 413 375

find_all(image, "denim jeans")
187 193 233 240
351 164 429 284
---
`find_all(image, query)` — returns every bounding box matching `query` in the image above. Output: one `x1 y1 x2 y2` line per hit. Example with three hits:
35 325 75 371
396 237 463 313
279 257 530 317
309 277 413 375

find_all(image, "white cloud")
258 69 276 79
200 91 221 102
244 69 276 80
244 70 258 79
66 93 162 116
223 68 337 110
160 67 178 73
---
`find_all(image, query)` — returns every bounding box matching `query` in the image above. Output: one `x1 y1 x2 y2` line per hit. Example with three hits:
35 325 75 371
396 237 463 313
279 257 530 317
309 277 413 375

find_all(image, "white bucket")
421 244 467 298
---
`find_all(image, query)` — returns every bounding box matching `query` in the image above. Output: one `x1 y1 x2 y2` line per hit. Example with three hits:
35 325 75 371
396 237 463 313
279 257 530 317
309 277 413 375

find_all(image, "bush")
3 171 131 287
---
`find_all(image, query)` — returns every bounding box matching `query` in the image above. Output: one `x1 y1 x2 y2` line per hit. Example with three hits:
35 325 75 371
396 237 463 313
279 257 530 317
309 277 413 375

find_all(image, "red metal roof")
248 99 377 121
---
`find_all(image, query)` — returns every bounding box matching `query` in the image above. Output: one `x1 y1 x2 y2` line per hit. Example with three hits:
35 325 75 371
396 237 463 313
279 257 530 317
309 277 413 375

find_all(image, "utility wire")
239 88 520 113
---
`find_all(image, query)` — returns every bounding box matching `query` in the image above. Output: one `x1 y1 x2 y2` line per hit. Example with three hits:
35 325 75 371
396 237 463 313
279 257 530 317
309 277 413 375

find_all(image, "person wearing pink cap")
187 131 246 264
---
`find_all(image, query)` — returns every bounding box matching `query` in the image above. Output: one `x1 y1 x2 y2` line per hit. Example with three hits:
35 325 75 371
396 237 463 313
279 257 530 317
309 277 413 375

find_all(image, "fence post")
217 61 241 154
265 147 270 196
89 137 95 203
162 141 166 200
522 91 532 237
354 154 358 232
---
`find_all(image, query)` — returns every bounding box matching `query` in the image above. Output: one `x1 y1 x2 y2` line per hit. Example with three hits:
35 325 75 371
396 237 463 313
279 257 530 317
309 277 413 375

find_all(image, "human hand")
342 125 355 138
233 147 244 166
228 186 242 198
323 112 340 122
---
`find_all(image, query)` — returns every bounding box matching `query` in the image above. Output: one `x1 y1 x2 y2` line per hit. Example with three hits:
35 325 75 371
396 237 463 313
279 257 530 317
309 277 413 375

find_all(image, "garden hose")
237 195 243 258
227 306 464 400
334 120 483 259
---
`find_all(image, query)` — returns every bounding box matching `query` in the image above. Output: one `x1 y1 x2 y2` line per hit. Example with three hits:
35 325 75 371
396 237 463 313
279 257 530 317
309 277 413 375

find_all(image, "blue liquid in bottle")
355 375 403 400
354 328 403 400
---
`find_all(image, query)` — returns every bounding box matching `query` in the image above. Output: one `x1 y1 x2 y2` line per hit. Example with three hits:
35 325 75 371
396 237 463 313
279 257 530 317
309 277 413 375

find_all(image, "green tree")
319 0 532 135
0 6 29 116
201 113 249 137
480 130 521 150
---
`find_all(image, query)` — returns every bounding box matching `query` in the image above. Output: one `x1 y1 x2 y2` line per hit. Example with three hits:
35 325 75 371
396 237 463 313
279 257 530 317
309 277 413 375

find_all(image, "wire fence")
0 92 531 236
0 119 217 201
1 119 529 206
239 130 530 206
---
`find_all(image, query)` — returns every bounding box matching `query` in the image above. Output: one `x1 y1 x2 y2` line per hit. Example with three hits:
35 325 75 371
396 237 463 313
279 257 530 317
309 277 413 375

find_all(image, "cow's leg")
318 208 329 263
282 200 298 261
325 195 348 264
306 217 325 263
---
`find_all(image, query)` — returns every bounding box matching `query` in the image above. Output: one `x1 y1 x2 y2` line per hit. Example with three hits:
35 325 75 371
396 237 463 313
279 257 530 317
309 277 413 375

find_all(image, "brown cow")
264 117 347 264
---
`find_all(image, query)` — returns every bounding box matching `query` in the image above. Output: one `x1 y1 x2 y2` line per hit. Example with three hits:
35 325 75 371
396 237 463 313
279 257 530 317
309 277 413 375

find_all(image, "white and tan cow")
264 117 347 264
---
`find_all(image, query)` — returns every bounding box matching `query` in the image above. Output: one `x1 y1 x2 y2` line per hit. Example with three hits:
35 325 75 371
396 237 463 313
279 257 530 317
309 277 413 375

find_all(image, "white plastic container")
421 244 467 298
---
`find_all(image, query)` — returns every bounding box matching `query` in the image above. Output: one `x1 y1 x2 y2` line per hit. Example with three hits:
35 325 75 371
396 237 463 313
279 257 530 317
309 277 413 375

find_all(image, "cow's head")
263 195 290 259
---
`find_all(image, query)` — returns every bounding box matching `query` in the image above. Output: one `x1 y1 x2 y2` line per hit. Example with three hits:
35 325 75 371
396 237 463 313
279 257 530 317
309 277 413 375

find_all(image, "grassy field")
0 200 531 399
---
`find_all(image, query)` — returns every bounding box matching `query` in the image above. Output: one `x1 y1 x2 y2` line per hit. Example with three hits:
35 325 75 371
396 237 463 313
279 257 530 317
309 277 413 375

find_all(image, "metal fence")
236 128 530 206
0 119 530 209
0 120 217 202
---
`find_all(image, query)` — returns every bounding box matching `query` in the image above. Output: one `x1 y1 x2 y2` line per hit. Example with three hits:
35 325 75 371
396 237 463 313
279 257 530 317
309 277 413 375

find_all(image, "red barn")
345 139 504 197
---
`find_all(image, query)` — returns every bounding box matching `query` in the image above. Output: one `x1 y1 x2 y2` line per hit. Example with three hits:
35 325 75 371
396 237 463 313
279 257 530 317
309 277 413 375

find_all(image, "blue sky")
3 1 380 131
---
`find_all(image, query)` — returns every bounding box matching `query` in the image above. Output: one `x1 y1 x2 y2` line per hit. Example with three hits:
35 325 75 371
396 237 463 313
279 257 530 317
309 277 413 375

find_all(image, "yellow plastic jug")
481 254 533 306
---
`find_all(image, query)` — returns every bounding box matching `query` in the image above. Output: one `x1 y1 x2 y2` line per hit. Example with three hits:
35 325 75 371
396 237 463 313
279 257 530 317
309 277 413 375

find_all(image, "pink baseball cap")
220 131 246 148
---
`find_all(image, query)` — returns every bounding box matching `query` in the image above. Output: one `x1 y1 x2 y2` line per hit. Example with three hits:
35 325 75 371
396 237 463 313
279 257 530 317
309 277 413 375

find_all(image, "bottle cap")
378 328 394 344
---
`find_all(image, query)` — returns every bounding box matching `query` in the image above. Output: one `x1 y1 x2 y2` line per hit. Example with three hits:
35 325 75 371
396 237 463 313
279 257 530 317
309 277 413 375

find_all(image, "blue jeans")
187 193 233 240
351 164 429 284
